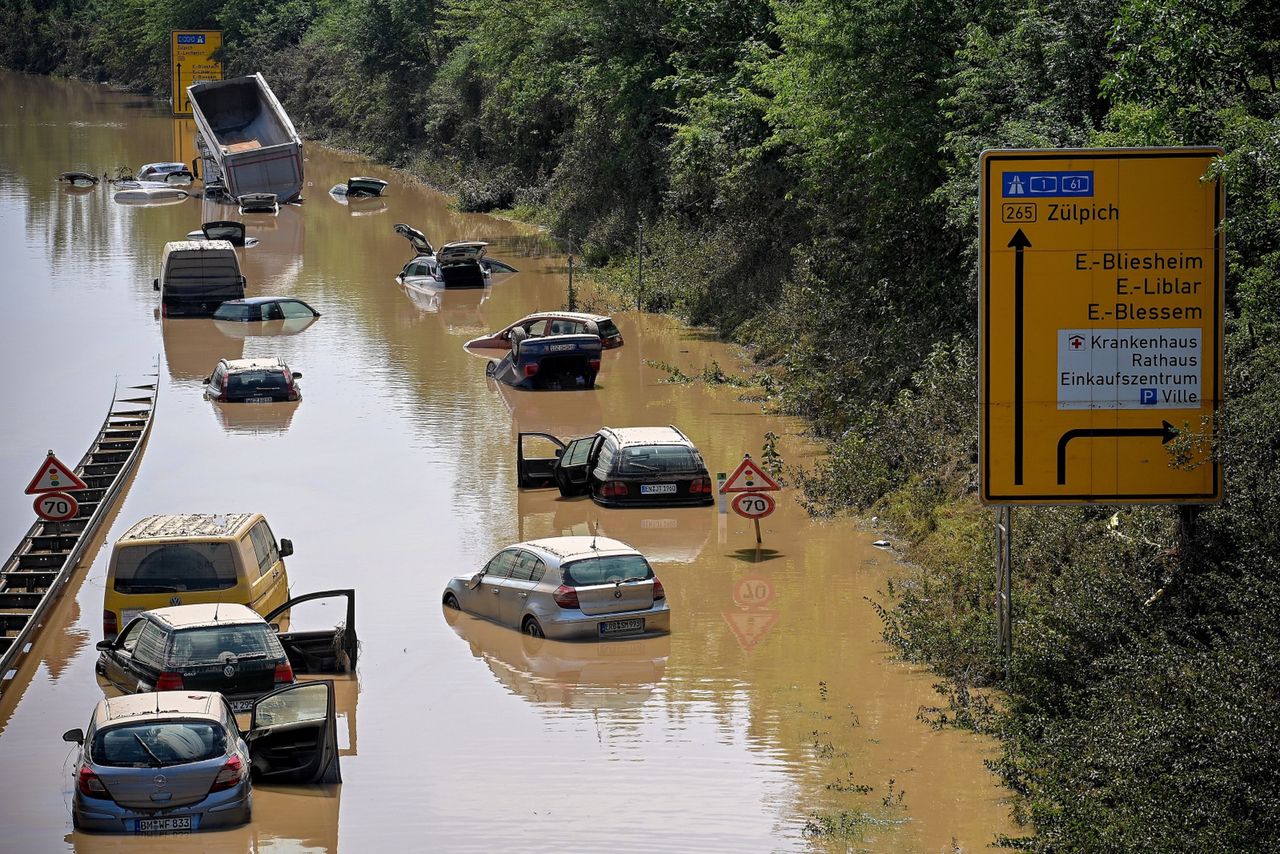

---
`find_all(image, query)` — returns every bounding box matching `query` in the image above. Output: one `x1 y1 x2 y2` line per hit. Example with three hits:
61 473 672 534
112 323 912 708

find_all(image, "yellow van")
102 514 292 639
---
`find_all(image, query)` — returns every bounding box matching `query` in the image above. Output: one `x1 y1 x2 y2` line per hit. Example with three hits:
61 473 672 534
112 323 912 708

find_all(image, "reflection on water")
444 607 669 713
0 69 1017 852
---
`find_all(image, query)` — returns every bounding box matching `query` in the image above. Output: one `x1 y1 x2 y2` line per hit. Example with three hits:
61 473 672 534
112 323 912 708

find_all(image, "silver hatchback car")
442 536 670 640
63 682 342 833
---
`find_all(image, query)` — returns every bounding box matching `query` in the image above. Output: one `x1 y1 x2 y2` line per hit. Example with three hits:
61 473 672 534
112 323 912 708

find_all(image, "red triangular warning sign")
720 456 782 493
25 452 87 494
722 609 780 651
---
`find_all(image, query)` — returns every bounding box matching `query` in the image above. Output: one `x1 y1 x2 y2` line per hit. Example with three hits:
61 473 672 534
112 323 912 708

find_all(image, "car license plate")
245 396 272 403
230 699 254 712
136 816 193 833
600 618 644 636
640 483 677 495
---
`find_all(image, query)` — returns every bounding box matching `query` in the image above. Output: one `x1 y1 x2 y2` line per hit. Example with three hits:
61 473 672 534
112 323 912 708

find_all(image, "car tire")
443 593 459 610
522 617 545 639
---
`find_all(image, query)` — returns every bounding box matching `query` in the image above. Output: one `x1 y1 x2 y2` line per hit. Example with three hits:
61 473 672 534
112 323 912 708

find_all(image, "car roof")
518 311 611 324
163 240 236 253
221 297 294 306
520 536 639 562
220 357 288 371
119 513 256 541
140 162 185 171
599 426 692 447
144 602 263 629
95 691 222 727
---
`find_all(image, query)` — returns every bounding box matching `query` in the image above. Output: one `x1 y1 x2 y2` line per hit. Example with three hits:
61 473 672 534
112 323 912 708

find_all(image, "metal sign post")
996 506 1013 669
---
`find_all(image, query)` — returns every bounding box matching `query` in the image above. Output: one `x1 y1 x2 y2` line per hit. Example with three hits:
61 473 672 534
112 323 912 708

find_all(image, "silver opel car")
63 682 342 833
442 536 670 640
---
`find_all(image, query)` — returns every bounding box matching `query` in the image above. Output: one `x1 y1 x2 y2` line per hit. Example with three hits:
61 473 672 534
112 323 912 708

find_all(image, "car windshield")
93 721 226 768
169 624 284 666
617 445 702 474
112 543 237 593
562 554 653 586
213 303 253 321
229 370 287 391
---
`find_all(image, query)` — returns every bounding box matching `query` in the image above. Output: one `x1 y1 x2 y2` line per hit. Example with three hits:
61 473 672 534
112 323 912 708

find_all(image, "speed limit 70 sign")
731 492 776 520
34 491 79 522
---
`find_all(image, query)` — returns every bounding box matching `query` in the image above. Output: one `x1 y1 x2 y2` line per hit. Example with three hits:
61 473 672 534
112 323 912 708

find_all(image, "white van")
154 240 246 317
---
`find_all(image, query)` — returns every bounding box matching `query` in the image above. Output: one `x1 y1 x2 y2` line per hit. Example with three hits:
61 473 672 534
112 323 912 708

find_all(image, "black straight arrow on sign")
1009 228 1032 485
1056 421 1180 485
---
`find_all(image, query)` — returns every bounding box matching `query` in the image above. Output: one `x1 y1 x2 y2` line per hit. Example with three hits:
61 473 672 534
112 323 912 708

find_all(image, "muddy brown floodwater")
0 70 1018 852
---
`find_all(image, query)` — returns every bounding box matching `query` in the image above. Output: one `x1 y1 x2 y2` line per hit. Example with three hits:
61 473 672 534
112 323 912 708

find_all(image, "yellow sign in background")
170 30 222 117
979 148 1224 505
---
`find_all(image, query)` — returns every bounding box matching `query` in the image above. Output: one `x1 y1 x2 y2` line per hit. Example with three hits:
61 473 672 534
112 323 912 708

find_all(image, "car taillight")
220 372 228 399
589 358 601 371
161 303 168 318
102 610 117 638
689 477 712 494
154 672 183 690
209 755 244 793
274 661 294 685
652 577 665 600
601 481 628 497
523 364 539 378
78 767 111 799
552 585 580 609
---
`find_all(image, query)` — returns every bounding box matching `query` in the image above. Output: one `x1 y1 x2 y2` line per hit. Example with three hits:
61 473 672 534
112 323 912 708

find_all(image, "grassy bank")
6 0 1280 848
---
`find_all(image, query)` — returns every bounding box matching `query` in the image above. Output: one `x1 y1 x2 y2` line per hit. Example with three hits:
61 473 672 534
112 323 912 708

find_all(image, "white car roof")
145 602 263 629
222 357 286 370
603 426 691 447
96 691 222 726
520 536 640 562
120 513 255 540
516 311 611 324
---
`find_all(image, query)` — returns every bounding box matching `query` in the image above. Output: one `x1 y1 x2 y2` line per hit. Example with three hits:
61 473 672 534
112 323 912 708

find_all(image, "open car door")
247 680 341 784
555 436 596 496
264 589 358 674
517 432 566 488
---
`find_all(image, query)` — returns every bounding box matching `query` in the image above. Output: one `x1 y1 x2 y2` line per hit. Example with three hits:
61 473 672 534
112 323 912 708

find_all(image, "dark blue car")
486 332 602 390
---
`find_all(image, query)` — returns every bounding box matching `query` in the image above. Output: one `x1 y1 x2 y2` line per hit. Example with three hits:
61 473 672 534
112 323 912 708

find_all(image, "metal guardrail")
0 370 158 692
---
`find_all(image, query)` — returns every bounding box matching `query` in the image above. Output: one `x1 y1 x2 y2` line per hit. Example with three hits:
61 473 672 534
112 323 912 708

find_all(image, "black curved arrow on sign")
1056 421 1179 485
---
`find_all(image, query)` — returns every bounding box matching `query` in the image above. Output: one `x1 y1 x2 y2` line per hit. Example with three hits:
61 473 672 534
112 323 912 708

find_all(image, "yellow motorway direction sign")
979 148 1224 504
170 30 222 117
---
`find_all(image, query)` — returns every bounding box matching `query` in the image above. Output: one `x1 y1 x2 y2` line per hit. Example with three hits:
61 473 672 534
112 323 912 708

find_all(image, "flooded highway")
0 71 1017 851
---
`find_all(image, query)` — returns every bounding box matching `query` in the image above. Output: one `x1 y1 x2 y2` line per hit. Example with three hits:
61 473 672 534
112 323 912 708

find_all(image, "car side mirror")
465 571 484 590
554 448 563 457
63 728 84 745
203 375 211 384
291 372 302 379
152 278 160 291
95 639 113 651
269 622 282 633
279 539 294 557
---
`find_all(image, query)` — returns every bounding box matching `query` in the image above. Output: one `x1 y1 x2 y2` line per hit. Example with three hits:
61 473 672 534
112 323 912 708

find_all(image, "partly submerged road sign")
171 30 223 117
980 148 1224 504
24 451 87 494
720 456 782 493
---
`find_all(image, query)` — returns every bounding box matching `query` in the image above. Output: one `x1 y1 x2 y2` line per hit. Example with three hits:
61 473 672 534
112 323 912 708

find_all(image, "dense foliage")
6 0 1280 848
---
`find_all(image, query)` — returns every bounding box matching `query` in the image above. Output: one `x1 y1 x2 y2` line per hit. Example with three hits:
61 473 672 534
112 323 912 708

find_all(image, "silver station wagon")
442 536 670 640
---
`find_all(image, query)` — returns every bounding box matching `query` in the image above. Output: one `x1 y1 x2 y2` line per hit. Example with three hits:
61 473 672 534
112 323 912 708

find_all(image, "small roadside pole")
996 506 1013 676
721 455 782 547
636 222 644 310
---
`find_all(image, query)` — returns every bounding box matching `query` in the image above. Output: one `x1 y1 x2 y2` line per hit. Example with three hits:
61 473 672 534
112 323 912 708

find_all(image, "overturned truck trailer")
187 73 304 203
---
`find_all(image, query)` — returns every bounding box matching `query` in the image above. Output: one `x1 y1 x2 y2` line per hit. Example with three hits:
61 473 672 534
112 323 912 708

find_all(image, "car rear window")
214 303 254 320
112 543 238 593
229 370 287 392
93 721 226 768
168 624 284 666
597 319 620 337
562 555 653 586
617 445 702 474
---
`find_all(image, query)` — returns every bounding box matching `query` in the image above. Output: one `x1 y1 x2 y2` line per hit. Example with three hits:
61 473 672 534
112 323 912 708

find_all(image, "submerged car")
136 162 194 183
63 681 342 832
213 297 320 323
96 592 356 712
204 358 302 403
465 311 624 352
329 177 387 198
485 330 602 390
238 193 279 214
442 536 669 640
394 223 517 290
518 426 715 507
185 220 258 248
58 171 100 187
